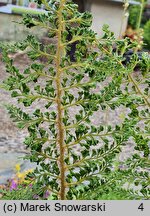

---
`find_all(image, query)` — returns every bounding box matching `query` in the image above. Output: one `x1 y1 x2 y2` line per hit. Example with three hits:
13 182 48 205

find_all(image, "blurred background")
0 0 150 42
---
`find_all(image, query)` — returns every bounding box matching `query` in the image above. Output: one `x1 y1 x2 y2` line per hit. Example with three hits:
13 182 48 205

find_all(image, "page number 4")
138 203 144 211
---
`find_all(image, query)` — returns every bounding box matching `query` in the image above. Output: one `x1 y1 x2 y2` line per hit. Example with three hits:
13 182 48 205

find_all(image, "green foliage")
143 20 150 49
78 157 150 200
128 5 141 29
0 0 150 200
128 0 147 29
0 186 34 200
0 183 46 200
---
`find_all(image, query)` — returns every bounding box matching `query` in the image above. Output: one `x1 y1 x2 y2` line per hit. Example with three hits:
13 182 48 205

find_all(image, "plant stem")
119 0 129 38
136 0 145 30
128 73 150 107
55 0 66 200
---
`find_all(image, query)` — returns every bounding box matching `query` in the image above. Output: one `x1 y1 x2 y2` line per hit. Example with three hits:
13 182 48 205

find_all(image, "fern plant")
0 0 149 200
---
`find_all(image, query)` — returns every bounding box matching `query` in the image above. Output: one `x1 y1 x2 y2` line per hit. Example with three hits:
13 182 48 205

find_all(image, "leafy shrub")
128 0 148 29
128 5 141 29
143 20 150 48
0 185 35 200
0 0 149 200
0 164 37 200
128 0 150 49
0 183 48 200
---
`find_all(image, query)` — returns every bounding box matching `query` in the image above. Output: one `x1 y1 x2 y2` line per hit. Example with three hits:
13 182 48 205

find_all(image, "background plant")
128 0 147 29
128 0 150 49
0 183 46 200
143 20 150 49
0 164 50 200
0 0 149 200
